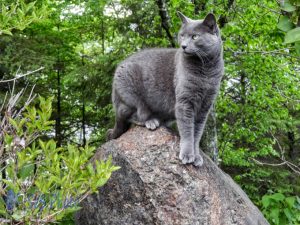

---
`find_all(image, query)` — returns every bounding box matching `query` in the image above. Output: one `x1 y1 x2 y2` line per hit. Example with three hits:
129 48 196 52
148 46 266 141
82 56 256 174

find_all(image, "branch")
0 83 36 158
0 218 10 224
251 157 300 176
250 157 287 167
258 3 281 14
226 47 300 60
275 86 300 103
0 67 44 83
250 133 300 176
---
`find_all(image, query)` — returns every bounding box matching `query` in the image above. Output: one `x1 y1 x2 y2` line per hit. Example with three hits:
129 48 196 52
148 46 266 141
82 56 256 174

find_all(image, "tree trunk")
192 0 207 15
55 66 62 147
218 0 235 28
101 19 105 55
81 52 86 147
81 96 86 147
156 0 175 47
287 130 297 160
76 126 269 225
240 71 246 105
55 23 62 147
200 105 219 164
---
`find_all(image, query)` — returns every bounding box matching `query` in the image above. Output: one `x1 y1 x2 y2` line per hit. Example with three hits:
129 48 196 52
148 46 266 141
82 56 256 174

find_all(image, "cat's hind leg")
107 102 134 140
113 63 160 131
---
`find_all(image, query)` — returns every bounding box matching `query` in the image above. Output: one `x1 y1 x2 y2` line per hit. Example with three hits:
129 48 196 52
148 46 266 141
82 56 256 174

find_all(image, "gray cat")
107 12 224 167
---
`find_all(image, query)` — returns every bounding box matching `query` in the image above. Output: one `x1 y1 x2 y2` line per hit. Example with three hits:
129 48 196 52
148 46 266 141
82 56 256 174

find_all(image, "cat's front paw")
193 154 203 167
179 152 195 164
145 119 160 130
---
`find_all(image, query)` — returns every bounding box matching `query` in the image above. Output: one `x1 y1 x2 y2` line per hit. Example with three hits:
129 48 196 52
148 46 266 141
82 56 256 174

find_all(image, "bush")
261 193 300 225
0 96 119 224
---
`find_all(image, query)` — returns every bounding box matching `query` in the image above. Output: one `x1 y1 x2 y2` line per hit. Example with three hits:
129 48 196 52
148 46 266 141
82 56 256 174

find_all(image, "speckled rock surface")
75 126 269 225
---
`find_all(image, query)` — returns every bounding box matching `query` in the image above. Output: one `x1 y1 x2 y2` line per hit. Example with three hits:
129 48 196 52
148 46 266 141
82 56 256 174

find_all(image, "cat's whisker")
195 51 205 64
195 50 209 64
198 48 207 55
196 49 209 62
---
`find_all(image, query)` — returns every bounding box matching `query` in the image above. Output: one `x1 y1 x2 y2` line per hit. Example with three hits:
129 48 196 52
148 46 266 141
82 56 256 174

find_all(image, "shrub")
0 95 119 224
261 193 300 225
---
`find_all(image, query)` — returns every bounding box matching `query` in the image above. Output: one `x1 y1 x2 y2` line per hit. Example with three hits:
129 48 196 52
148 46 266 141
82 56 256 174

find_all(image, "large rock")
75 126 269 225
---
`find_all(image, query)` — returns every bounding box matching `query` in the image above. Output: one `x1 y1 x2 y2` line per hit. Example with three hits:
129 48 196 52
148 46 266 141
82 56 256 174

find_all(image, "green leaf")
4 134 13 146
270 193 285 201
26 2 36 12
46 140 56 151
283 208 293 221
0 196 6 215
295 41 300 55
285 196 295 208
277 16 294 32
39 139 46 150
87 163 95 175
2 180 19 194
111 166 121 172
284 27 300 44
262 195 271 208
63 206 81 214
1 30 13 35
11 210 25 220
8 118 18 130
19 164 35 179
0 209 6 217
270 208 280 224
296 0 300 6
282 2 296 12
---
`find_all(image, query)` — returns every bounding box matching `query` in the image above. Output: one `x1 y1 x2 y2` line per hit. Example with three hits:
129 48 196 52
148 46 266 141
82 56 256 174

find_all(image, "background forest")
0 0 300 224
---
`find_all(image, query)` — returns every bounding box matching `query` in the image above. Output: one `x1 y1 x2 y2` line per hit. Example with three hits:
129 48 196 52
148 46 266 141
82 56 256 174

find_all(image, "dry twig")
250 133 300 176
0 67 44 83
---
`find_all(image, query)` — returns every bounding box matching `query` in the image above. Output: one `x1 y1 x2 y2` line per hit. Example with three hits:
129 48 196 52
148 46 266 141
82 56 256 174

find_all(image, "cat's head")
177 12 222 58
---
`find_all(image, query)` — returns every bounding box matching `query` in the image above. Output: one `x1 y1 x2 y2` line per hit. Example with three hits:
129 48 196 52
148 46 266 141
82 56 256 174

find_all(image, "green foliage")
261 193 300 225
0 96 120 224
0 0 49 35
277 0 300 53
214 0 300 207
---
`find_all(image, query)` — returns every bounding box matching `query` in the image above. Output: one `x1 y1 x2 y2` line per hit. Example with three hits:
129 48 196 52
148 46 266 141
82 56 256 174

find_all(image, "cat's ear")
177 11 191 24
203 13 217 33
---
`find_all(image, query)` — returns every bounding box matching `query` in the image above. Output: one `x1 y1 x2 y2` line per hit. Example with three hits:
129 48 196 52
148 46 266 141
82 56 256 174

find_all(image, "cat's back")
116 48 177 78
124 48 177 65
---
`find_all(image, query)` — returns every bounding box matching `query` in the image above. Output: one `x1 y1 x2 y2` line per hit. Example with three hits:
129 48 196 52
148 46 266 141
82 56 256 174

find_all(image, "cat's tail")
106 129 118 141
106 120 131 141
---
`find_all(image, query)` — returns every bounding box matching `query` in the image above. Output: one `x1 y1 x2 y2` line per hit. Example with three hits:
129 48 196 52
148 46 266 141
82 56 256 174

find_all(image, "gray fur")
107 12 224 167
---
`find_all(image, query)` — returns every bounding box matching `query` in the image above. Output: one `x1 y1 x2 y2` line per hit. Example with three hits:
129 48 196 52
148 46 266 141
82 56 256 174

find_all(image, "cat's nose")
182 45 187 50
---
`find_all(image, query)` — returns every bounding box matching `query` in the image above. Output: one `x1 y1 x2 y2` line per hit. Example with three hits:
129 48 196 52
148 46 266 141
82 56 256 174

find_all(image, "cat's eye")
192 34 200 40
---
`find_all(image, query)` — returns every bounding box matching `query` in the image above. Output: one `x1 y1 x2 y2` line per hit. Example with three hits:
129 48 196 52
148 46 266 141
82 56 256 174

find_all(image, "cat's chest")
176 72 219 89
174 73 221 105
